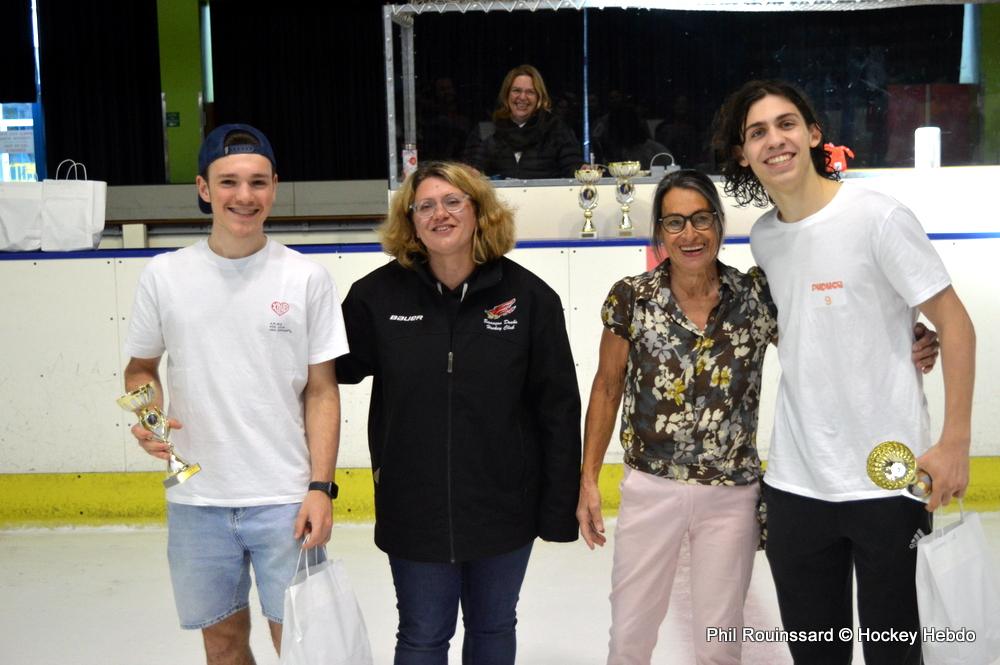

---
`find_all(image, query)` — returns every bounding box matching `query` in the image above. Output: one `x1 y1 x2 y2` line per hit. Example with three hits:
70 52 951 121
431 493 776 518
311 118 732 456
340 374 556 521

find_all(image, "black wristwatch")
308 481 338 499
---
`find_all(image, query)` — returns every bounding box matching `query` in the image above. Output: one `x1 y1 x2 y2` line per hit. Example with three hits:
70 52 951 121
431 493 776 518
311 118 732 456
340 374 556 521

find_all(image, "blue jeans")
167 502 312 629
388 541 534 665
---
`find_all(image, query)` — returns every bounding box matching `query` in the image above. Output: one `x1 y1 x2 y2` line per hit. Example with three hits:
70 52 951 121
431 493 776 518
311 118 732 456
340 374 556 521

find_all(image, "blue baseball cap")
197 123 276 214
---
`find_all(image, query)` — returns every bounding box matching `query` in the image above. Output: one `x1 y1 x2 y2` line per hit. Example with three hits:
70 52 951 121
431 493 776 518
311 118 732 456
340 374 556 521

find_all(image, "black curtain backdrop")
586 5 964 169
209 1 386 182
36 0 165 185
0 0 36 103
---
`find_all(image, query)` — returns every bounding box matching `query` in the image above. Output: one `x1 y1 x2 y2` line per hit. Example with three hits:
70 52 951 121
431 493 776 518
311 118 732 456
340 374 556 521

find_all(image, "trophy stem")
580 210 597 239
165 446 201 488
618 205 634 236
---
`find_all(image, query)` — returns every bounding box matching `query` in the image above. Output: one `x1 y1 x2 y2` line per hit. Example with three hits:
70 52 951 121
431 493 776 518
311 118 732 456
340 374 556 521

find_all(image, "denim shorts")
166 502 320 629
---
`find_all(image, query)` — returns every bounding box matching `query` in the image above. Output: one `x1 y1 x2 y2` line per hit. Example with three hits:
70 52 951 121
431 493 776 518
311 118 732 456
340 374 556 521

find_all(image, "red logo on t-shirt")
271 301 290 316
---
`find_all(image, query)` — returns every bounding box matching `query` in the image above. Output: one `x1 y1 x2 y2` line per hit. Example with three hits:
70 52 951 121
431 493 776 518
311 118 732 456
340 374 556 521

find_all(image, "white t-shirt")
124 239 349 506
750 182 950 501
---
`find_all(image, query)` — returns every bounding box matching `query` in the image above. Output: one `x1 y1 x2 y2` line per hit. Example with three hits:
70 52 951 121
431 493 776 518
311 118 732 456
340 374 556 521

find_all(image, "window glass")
0 103 38 182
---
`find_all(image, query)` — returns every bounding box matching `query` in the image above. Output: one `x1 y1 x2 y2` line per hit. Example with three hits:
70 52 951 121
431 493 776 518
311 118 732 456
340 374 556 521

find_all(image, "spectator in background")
654 94 707 170
594 103 668 170
463 64 583 179
418 76 473 162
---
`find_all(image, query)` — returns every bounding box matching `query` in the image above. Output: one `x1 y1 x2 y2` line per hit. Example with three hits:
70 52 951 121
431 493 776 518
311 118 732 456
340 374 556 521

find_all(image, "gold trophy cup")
118 383 201 488
866 440 932 501
607 161 641 237
575 165 604 238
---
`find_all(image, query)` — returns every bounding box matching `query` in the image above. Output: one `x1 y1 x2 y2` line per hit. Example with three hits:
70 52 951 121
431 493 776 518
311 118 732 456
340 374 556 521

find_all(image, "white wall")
2 167 998 473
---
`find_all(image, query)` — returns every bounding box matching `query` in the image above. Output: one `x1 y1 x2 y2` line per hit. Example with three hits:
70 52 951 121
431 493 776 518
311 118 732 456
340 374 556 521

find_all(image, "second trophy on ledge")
607 161 641 237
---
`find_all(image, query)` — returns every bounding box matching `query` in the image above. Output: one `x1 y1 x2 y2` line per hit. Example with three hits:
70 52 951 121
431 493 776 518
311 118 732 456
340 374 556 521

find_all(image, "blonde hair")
381 161 516 269
493 64 552 123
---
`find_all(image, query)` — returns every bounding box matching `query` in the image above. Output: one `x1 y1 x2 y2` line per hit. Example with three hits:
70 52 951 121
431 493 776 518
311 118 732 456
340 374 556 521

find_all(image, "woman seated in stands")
464 64 583 180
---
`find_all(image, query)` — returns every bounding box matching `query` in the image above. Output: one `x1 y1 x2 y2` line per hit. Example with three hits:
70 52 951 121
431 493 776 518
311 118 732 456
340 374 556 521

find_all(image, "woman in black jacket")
336 161 581 665
464 64 583 179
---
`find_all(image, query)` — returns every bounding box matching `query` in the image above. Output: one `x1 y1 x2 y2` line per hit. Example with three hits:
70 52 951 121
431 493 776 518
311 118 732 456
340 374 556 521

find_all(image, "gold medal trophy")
118 383 201 488
866 440 932 502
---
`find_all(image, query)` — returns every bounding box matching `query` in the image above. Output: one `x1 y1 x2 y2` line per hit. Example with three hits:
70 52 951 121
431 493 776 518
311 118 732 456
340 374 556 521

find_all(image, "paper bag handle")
293 536 324 578
54 159 88 181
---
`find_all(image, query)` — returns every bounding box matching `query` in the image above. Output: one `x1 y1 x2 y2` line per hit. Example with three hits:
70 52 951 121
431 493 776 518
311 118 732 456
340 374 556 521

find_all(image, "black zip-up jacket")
336 257 581 562
463 111 583 180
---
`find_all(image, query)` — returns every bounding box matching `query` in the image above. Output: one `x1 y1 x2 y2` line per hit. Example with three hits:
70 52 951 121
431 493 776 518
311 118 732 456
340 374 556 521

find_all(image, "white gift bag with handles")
0 181 43 250
40 159 106 251
279 545 374 665
916 501 1000 665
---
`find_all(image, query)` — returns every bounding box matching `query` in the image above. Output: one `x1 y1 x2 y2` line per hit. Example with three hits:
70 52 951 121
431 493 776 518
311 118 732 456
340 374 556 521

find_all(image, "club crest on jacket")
485 298 517 320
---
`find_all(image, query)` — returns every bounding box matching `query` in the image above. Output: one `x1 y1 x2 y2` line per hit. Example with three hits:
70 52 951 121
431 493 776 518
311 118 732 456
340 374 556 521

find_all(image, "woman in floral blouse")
575 169 937 665
576 169 772 665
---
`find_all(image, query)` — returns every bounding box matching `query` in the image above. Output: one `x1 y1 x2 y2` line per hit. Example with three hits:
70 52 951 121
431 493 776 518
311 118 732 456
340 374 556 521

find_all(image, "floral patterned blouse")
603 260 777 486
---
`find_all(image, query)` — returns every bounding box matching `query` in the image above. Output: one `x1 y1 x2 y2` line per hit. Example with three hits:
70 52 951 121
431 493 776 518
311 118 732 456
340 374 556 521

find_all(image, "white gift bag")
916 503 1000 665
40 159 106 251
279 547 373 665
0 181 42 251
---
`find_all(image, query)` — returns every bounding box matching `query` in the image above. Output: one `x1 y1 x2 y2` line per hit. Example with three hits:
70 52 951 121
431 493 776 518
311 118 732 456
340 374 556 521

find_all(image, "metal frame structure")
382 0 988 188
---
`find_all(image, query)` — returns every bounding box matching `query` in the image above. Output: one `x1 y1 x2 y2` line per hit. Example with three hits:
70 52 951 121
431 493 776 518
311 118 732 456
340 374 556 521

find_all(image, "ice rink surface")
2 513 999 665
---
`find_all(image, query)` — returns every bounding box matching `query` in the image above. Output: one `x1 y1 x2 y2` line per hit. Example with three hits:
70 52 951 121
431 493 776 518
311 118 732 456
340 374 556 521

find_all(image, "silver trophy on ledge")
607 161 641 237
575 164 604 238
118 383 201 488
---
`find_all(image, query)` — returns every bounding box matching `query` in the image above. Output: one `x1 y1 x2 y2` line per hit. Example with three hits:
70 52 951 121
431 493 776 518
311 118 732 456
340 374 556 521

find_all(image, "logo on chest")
809 280 846 309
484 298 518 331
269 301 293 333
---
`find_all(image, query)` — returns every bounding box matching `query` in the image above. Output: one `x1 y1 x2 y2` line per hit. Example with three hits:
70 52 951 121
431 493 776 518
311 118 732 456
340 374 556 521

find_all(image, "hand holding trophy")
118 383 201 488
866 440 932 502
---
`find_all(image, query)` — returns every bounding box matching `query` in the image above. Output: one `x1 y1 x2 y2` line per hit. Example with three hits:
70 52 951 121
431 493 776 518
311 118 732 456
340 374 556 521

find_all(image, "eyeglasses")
657 210 718 234
410 194 469 220
510 86 538 98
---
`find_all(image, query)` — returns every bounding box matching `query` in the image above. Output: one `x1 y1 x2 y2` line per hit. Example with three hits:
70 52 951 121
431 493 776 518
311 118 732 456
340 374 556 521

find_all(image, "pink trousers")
607 467 760 665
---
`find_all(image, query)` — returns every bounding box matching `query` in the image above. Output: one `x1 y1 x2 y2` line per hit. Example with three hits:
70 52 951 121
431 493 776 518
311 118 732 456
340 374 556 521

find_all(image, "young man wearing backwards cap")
122 124 349 664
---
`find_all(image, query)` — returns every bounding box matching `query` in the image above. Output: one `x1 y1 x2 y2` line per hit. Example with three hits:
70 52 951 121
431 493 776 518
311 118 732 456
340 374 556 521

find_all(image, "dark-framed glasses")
411 194 470 220
657 210 717 234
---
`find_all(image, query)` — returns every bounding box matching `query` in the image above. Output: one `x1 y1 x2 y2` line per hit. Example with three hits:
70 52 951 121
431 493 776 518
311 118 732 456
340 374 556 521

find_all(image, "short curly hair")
712 79 837 208
381 161 516 269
